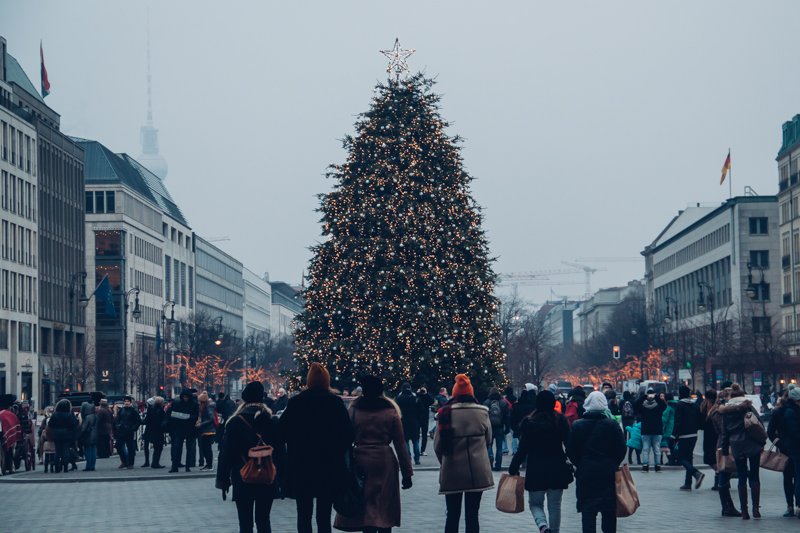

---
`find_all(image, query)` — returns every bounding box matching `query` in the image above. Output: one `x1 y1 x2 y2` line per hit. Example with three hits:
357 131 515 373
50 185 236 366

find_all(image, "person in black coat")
567 391 626 533
217 381 286 533
510 389 536 452
395 383 421 465
509 391 571 533
767 387 800 518
166 388 199 472
672 385 705 491
416 387 434 457
142 396 167 468
279 363 354 533
634 388 667 472
47 399 78 473
113 396 141 468
483 387 510 471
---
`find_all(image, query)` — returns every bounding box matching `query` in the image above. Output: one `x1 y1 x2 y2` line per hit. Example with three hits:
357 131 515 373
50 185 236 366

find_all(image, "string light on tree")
292 47 506 392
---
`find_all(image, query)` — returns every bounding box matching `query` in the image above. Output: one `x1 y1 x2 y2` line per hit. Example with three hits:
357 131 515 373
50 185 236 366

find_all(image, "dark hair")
705 389 717 402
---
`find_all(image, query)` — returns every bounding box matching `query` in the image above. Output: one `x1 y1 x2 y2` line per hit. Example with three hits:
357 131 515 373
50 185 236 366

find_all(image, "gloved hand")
221 488 228 501
508 468 519 477
402 476 412 490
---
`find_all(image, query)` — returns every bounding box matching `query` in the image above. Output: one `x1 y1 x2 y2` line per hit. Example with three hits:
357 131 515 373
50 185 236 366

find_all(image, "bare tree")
508 309 556 388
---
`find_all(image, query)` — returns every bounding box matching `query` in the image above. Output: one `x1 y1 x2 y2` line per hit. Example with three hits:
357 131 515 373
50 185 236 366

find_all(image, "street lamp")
664 296 678 324
122 287 141 394
213 316 224 346
66 271 88 393
160 301 176 394
697 281 716 386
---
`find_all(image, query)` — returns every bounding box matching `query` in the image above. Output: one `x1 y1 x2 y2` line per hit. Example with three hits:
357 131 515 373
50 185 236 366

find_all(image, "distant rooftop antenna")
138 10 168 180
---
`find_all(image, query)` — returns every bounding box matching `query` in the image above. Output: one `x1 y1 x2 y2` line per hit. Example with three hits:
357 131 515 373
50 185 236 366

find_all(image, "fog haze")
2 1 797 304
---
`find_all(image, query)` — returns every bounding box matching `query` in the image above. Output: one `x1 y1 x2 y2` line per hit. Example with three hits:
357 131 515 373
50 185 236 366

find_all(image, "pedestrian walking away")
720 383 766 520
217 381 286 533
567 391 626 533
435 374 494 533
699 389 719 489
395 383 421 465
767 386 800 519
95 399 114 459
46 399 78 473
280 363 354 533
142 396 167 468
672 385 705 491
334 375 413 533
79 402 98 471
508 390 572 533
416 387 434 457
634 388 666 472
197 392 218 471
483 387 510 471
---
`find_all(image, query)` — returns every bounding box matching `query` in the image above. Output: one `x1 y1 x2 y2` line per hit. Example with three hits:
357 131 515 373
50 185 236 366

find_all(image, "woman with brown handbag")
720 383 765 520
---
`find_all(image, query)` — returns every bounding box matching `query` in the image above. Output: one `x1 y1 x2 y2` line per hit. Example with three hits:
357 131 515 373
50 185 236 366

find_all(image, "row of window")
655 257 733 319
0 319 35 352
132 268 163 298
1 220 36 267
85 190 116 214
131 235 162 266
196 249 244 288
196 276 244 309
654 224 731 278
0 120 35 175
164 255 193 308
1 170 36 222
0 270 36 314
163 223 192 250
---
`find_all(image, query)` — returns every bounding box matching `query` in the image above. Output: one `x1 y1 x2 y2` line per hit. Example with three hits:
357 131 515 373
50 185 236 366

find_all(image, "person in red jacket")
564 387 586 426
0 394 21 474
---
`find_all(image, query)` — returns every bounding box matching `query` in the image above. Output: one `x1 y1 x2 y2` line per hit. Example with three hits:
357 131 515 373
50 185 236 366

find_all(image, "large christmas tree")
294 69 506 393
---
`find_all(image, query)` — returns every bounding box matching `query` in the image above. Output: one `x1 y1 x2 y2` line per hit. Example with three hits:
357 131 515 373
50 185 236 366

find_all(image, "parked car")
636 380 668 397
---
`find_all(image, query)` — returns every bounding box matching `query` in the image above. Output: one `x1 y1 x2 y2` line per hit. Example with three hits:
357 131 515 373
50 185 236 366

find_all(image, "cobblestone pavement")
0 458 794 532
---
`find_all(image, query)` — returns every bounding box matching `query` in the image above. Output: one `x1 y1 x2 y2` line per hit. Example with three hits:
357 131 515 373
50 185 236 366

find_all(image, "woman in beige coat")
334 375 413 533
435 374 494 533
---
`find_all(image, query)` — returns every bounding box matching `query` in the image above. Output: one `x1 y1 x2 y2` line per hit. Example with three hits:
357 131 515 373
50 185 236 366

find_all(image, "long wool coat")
334 399 413 531
434 401 494 495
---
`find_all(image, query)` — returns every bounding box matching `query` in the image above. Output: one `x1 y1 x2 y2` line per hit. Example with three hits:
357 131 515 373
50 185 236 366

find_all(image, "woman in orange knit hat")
434 374 494 533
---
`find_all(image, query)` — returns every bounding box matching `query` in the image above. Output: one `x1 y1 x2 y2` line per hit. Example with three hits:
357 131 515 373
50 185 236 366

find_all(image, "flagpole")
728 148 732 199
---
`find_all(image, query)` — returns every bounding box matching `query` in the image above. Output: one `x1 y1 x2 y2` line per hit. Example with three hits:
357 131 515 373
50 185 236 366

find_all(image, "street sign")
715 369 723 381
753 370 762 386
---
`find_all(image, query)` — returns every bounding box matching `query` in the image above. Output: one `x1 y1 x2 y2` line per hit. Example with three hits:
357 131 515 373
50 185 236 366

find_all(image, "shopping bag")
760 442 789 472
716 449 737 474
615 464 640 518
495 473 525 513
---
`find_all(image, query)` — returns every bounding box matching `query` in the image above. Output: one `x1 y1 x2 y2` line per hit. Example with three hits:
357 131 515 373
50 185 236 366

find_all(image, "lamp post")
122 287 141 394
697 281 715 387
664 296 683 384
67 272 88 393
161 301 176 395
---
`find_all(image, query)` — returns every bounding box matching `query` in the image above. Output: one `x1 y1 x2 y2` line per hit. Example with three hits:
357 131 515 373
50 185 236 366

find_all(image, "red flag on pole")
720 150 731 185
40 41 50 98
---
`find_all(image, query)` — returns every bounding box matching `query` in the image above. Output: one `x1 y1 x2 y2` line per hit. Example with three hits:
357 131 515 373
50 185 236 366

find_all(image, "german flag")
720 150 731 185
40 41 50 98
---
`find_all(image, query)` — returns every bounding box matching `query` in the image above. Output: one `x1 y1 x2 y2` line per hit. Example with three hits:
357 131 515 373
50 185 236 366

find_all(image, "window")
85 191 94 213
180 262 186 306
95 191 105 213
106 191 115 213
749 217 768 235
752 316 771 335
0 319 7 349
19 322 32 352
1 121 6 160
1 170 6 210
749 250 769 268
171 228 177 242
95 230 123 257
162 222 168 237
188 266 194 309
165 256 171 300
174 258 179 304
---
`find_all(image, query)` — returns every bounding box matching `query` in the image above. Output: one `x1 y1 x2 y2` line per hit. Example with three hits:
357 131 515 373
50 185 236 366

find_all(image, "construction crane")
496 269 585 291
574 257 640 263
561 261 608 299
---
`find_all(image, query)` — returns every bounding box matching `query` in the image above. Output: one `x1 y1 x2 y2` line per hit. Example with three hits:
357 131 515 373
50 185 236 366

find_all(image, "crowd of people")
2 372 800 532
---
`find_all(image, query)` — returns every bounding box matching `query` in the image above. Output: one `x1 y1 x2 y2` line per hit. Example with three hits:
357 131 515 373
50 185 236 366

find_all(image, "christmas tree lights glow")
293 72 506 393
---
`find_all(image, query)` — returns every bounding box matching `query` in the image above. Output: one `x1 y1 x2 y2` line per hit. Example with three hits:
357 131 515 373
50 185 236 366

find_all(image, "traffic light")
612 345 621 359
686 361 692 369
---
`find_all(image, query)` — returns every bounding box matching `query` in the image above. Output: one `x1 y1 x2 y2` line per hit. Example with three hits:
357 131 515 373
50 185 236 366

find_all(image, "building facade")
642 197 781 389
194 236 244 336
244 268 271 338
777 115 800 358
0 41 40 405
576 281 644 344
270 281 302 339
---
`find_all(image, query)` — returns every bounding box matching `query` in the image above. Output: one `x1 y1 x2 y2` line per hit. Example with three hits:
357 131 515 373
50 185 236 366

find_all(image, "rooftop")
4 51 45 103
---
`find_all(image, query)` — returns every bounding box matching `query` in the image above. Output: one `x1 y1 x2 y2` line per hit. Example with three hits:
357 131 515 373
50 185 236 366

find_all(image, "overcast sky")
2 1 798 305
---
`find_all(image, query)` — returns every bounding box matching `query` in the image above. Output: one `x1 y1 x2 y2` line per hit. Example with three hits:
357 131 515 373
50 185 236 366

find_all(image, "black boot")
751 483 761 519
712 472 720 491
720 487 741 517
739 486 750 520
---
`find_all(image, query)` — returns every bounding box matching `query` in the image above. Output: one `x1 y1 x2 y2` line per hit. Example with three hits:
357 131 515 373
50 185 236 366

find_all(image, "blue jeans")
512 437 519 454
641 434 662 466
487 431 504 469
529 489 563 533
406 438 420 463
84 445 97 471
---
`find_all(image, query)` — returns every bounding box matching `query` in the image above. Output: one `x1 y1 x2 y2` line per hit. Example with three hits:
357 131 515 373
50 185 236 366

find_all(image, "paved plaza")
0 456 792 532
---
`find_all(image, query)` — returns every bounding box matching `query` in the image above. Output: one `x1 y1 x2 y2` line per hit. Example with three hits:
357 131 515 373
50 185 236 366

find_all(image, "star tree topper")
380 38 415 80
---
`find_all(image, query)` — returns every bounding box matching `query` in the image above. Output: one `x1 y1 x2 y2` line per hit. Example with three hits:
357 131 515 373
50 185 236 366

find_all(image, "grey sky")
2 1 798 305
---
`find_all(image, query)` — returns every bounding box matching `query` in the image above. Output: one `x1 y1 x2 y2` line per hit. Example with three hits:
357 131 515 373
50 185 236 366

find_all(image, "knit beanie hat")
451 374 474 398
790 387 800 402
306 362 331 390
536 390 556 412
241 381 265 403
679 385 691 399
583 390 608 412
